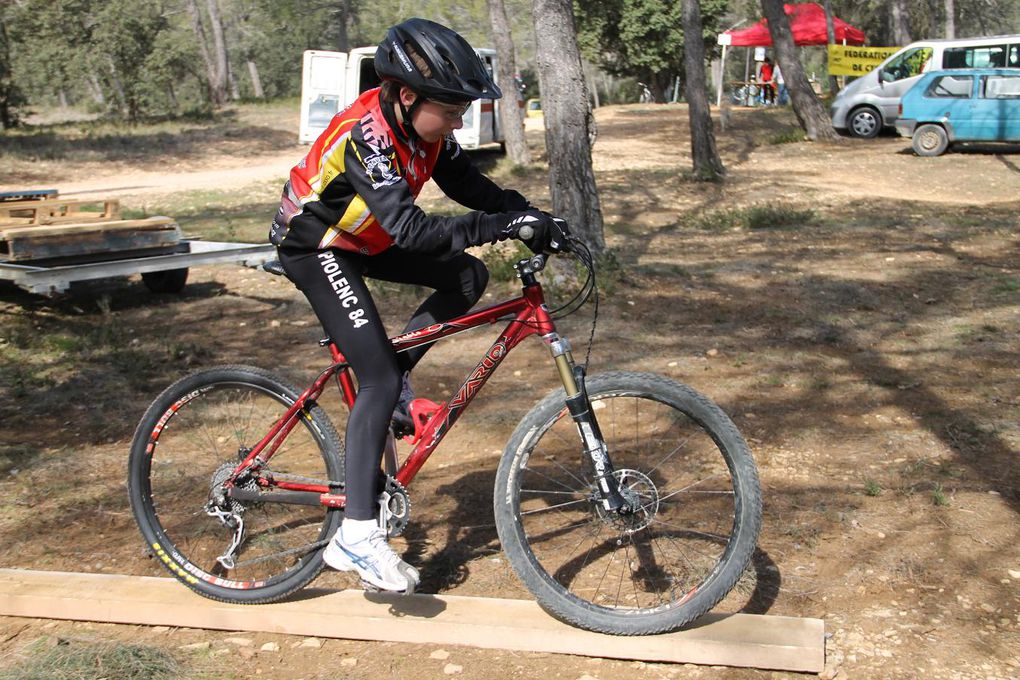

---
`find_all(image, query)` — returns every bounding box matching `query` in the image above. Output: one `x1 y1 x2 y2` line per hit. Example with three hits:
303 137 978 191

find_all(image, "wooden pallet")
0 198 121 226
0 216 181 262
0 189 58 203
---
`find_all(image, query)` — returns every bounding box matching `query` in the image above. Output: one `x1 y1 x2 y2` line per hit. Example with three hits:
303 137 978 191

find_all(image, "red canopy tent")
719 3 865 47
715 3 866 104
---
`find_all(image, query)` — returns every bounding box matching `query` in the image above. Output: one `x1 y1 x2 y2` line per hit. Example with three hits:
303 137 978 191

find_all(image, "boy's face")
400 86 468 143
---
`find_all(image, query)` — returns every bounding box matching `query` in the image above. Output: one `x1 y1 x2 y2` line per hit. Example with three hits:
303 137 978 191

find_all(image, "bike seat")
262 259 289 278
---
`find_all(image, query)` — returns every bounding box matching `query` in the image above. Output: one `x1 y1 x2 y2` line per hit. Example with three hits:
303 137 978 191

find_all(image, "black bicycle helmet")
375 18 502 103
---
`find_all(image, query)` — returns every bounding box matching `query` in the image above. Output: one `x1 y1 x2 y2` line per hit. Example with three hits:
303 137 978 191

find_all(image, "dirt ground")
0 103 1018 680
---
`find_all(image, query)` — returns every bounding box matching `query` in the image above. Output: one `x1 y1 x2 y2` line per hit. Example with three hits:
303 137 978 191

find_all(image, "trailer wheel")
142 268 189 294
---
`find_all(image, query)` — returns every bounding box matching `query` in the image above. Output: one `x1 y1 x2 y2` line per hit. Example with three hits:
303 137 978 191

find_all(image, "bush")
680 202 816 231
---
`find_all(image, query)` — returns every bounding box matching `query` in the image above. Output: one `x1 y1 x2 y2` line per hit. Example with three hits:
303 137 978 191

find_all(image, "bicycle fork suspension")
546 334 629 513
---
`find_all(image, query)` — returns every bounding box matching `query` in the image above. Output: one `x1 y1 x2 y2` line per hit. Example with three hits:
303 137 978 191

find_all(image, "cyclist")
269 17 566 594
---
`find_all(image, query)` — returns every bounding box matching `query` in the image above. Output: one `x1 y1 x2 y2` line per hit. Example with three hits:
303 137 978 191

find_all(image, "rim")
918 129 941 151
143 382 334 589
514 393 738 613
852 111 877 136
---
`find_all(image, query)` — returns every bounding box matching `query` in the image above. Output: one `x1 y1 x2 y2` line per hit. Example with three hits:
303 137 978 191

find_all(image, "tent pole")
717 44 728 106
744 48 751 92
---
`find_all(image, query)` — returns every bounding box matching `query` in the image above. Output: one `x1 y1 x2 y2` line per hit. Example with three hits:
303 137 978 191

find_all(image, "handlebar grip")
518 225 534 240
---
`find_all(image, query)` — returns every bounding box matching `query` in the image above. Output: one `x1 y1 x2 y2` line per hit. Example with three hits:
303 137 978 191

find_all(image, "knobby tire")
494 372 762 635
127 365 345 604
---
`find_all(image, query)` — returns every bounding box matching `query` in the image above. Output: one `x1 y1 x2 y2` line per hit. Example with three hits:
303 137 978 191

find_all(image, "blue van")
895 68 1020 156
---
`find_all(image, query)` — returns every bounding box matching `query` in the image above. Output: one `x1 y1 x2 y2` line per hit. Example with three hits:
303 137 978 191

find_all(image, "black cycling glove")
500 210 570 254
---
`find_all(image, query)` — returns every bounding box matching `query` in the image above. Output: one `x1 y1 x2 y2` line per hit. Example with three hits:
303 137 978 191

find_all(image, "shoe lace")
365 528 403 570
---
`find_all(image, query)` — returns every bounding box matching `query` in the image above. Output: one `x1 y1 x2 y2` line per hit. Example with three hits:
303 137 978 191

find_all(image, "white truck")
299 47 506 150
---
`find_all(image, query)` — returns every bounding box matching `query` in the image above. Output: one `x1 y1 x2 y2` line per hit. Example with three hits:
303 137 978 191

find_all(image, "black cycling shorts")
278 246 488 520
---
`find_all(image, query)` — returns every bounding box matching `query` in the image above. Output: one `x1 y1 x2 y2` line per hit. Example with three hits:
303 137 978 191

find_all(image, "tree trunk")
822 0 839 95
681 0 724 180
944 0 956 38
487 0 532 165
86 74 106 105
167 81 179 110
0 15 19 129
228 69 240 101
891 0 912 45
106 56 128 116
336 0 353 52
532 0 605 253
205 0 232 102
760 0 841 142
185 0 227 106
247 59 264 99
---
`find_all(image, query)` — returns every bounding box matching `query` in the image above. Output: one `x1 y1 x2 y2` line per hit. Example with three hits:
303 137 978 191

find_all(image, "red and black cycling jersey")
270 87 529 255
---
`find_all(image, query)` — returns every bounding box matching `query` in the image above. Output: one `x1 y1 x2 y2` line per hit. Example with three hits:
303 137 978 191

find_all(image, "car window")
983 75 1020 99
924 75 973 98
882 47 933 82
1009 45 1020 67
943 45 1008 68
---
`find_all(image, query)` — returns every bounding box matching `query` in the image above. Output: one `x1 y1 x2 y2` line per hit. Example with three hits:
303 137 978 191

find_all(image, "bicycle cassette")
378 477 411 537
209 462 259 514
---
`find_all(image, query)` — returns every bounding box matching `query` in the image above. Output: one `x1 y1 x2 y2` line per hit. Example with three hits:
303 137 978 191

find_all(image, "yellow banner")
827 45 900 76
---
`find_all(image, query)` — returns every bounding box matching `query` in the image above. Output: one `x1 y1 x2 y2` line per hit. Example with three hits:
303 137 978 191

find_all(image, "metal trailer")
0 240 276 296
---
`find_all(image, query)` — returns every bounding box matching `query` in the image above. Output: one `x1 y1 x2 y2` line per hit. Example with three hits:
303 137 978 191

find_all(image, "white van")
830 35 1020 138
299 47 505 150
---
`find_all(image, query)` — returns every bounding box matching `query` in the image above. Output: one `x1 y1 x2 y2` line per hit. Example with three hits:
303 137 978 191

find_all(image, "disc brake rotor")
594 469 659 533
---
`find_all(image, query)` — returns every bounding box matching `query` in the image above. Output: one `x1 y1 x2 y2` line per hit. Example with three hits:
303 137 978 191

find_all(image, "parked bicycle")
127 233 762 635
730 82 761 107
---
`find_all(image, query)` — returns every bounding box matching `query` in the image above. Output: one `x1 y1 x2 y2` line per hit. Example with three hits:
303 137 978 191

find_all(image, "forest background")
2 0 1020 127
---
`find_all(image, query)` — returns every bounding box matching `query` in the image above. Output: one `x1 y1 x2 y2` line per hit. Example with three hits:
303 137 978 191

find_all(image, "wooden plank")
0 220 181 262
0 198 121 226
0 569 824 672
0 216 172 240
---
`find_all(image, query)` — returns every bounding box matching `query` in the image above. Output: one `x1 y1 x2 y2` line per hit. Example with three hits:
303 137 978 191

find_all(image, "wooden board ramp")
0 569 824 672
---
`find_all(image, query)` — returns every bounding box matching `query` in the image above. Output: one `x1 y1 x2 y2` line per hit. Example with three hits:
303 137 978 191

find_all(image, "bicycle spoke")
134 371 342 599
521 462 588 496
519 497 589 515
502 377 760 631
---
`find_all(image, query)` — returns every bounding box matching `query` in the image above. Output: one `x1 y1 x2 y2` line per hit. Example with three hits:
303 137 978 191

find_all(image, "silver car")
831 36 1020 138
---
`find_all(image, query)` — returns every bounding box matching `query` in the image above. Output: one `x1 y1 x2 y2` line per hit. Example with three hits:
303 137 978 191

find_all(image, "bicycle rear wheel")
495 372 761 635
128 365 344 603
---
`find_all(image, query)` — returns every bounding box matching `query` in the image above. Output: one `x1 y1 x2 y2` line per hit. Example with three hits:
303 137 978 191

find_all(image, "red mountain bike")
127 242 762 635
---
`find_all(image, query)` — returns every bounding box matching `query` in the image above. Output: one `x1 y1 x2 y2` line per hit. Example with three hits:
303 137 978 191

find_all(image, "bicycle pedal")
402 399 442 444
358 579 415 596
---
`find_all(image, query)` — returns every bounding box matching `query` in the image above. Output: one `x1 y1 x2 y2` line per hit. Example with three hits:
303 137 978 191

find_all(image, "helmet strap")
397 97 424 140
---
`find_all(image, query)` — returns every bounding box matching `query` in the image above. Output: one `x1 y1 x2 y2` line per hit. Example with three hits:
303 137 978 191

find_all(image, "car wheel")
848 107 881 139
912 124 949 157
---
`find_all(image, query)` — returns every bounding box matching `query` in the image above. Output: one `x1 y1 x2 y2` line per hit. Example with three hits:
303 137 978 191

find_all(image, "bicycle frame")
227 257 579 509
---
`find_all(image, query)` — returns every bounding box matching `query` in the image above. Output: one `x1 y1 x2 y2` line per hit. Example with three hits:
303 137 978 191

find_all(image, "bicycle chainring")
379 476 411 537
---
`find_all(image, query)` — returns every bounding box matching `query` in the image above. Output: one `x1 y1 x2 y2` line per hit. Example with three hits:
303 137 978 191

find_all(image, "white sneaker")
323 521 420 594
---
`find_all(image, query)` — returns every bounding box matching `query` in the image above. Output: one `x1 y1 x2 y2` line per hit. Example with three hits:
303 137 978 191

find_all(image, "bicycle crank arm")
228 487 323 506
564 366 629 513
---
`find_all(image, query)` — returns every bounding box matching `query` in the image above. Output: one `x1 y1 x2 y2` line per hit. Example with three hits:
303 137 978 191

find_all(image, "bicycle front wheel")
128 365 344 603
495 372 761 635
